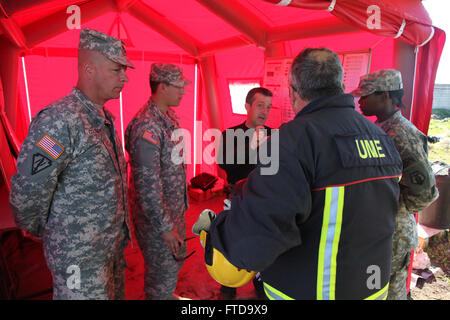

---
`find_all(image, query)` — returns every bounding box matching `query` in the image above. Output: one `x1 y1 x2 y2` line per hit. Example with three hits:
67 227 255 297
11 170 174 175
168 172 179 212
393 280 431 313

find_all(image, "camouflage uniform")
353 69 439 300
125 63 190 300
377 110 438 299
9 29 133 300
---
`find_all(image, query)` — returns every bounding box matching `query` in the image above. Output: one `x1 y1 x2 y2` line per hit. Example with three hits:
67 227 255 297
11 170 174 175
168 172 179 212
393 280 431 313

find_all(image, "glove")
192 209 216 236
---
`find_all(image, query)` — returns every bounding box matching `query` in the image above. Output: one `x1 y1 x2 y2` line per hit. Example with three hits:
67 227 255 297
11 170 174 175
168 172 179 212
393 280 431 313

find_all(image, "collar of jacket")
72 87 114 127
295 94 356 119
148 98 180 129
375 109 402 130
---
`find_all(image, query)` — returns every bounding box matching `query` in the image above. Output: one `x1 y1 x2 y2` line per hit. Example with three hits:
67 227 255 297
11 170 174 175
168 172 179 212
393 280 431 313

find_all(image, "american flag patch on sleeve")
142 130 159 145
37 135 64 159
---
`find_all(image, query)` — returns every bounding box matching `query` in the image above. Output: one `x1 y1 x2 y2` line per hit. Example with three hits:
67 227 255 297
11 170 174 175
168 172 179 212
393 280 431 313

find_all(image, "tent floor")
1 194 263 300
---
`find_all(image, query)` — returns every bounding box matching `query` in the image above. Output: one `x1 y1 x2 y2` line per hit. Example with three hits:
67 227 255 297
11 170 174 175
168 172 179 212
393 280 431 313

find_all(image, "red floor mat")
2 194 263 300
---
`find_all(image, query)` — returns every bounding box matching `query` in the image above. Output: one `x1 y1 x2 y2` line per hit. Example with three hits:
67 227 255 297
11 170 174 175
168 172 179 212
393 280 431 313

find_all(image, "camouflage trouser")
48 247 126 300
387 212 417 300
135 223 186 300
387 251 411 300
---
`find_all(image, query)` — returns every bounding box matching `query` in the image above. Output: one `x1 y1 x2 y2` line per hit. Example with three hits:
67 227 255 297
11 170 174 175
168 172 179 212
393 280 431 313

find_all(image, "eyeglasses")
172 236 196 262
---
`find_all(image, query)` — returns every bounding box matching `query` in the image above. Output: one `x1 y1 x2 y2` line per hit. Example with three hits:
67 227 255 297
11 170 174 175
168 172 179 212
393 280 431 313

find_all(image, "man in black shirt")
217 87 273 299
218 87 273 187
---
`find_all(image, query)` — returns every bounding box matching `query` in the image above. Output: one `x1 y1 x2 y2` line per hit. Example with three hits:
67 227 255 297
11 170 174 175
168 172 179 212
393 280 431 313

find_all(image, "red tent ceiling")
264 0 435 46
0 0 445 159
0 0 437 48
37 11 190 55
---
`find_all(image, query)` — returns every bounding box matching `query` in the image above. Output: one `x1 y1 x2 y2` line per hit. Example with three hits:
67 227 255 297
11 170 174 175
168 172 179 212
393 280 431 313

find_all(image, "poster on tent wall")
263 50 371 126
263 58 292 128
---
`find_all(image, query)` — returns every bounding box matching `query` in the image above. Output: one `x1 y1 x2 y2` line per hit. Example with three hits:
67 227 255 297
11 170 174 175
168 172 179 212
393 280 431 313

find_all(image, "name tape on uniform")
37 134 64 159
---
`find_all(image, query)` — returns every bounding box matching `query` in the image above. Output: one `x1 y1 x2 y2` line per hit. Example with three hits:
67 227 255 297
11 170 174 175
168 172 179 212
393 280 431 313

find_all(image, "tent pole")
23 0 116 47
20 56 32 125
0 16 27 49
193 63 199 177
194 62 204 177
393 40 416 121
0 38 25 141
125 1 200 57
265 42 286 58
198 55 223 176
267 17 358 43
196 0 268 48
198 56 223 132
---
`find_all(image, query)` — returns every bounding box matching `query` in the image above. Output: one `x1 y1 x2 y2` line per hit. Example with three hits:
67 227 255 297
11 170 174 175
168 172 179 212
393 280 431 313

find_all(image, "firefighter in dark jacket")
194 48 403 300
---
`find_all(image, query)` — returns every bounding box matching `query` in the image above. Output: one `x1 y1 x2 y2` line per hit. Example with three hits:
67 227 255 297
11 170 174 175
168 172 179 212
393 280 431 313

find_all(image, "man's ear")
289 85 298 107
245 102 251 113
84 62 95 80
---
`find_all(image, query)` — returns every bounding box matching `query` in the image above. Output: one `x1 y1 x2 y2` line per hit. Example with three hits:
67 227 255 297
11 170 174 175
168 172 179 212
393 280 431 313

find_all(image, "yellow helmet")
200 230 256 288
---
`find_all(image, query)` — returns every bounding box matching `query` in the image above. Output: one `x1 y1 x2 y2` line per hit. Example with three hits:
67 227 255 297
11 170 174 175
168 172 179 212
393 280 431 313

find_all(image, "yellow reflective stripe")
364 282 389 300
330 186 344 300
317 188 331 300
317 186 345 300
263 282 294 300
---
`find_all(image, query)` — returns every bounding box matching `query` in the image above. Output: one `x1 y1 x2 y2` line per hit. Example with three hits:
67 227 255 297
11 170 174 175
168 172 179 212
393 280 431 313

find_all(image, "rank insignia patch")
32 153 52 175
142 130 159 145
37 134 64 159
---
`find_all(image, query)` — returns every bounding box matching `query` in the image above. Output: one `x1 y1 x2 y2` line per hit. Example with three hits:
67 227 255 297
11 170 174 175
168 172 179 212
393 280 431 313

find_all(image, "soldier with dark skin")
125 63 190 300
353 69 439 299
9 29 133 299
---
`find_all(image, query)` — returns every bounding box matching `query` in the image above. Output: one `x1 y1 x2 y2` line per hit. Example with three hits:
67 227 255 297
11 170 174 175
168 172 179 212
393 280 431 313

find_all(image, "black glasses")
172 236 196 262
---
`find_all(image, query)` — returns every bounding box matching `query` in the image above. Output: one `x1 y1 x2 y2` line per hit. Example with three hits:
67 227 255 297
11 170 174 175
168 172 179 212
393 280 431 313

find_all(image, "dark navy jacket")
208 94 402 300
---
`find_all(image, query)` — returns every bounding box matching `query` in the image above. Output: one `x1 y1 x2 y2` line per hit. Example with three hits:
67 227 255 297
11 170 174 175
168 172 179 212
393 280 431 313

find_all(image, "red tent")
0 0 446 298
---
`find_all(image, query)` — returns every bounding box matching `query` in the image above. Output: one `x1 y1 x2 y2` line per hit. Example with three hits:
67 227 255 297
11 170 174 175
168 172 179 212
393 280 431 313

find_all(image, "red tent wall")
215 46 265 131
412 27 446 134
18 54 197 181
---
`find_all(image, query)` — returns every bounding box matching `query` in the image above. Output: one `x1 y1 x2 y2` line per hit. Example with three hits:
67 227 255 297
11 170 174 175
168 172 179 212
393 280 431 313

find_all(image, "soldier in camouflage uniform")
125 63 190 300
353 69 439 300
9 29 134 299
